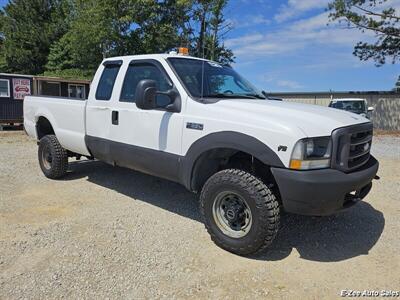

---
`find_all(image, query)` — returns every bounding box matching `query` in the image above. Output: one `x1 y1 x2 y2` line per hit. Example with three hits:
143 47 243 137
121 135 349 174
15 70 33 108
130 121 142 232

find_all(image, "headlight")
289 137 332 170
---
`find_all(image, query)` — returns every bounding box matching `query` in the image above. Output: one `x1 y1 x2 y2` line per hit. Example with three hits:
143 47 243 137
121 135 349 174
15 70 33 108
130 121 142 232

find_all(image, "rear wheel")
200 169 280 256
38 135 68 179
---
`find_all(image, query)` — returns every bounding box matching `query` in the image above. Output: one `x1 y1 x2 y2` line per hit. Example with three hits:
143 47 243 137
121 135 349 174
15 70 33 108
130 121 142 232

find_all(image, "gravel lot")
0 131 399 299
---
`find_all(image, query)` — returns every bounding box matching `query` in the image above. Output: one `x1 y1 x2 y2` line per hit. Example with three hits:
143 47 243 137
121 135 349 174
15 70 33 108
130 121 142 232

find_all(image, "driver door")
109 59 184 181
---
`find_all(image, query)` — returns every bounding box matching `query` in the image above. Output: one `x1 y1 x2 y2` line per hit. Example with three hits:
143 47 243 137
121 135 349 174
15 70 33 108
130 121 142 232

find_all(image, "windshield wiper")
203 93 259 99
244 93 266 99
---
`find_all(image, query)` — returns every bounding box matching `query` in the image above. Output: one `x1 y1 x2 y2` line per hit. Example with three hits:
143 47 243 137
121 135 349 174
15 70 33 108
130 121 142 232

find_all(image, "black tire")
200 169 280 256
38 135 68 179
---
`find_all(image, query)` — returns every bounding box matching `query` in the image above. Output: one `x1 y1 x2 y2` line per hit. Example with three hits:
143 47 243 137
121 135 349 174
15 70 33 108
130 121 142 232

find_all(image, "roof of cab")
102 53 211 63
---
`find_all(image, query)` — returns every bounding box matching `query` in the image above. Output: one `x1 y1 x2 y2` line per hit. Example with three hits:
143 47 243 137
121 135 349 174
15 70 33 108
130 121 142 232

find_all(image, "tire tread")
38 135 68 179
200 169 280 255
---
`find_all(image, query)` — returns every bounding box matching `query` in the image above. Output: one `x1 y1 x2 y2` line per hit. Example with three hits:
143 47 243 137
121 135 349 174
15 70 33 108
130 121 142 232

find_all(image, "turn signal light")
289 159 302 170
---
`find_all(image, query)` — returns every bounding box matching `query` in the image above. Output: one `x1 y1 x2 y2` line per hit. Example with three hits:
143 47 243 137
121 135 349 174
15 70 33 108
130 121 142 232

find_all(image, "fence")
268 92 400 131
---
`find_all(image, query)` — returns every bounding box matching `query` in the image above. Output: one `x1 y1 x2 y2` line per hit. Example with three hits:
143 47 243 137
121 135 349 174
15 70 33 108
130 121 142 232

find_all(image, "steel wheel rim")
41 145 53 170
212 191 252 238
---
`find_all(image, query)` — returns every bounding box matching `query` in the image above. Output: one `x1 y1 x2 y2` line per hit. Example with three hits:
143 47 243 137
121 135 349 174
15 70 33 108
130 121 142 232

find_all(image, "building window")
68 84 86 99
0 79 10 97
40 81 61 97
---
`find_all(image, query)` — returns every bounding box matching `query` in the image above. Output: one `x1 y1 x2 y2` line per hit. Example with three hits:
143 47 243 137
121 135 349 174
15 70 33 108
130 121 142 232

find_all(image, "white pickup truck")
24 53 379 255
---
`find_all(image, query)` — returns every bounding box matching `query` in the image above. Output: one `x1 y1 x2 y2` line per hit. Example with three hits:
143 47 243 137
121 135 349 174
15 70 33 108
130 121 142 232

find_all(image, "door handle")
93 106 109 110
112 111 119 125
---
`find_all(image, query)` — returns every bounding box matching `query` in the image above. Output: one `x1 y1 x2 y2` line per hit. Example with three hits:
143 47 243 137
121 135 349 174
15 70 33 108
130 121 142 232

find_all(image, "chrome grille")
331 123 373 172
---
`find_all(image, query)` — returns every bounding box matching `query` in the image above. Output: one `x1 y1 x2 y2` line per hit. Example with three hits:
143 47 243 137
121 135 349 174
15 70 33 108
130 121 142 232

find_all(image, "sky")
0 0 399 92
223 0 399 92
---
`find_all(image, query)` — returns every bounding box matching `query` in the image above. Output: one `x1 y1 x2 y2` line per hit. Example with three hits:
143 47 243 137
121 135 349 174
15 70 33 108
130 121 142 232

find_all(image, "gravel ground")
0 131 399 299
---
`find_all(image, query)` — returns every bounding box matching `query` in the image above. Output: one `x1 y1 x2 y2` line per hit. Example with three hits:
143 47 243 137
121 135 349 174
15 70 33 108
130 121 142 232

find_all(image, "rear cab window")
95 61 122 101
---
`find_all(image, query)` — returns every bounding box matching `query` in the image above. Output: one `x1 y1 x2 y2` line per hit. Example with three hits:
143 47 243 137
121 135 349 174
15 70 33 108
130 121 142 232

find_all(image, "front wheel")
200 169 280 256
38 135 68 179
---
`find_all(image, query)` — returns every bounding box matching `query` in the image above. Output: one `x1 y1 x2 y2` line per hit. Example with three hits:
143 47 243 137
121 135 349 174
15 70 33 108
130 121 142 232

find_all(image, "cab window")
120 62 172 107
96 63 121 101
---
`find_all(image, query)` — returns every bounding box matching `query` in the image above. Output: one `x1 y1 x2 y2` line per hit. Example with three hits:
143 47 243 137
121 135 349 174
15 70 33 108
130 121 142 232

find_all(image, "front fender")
179 131 284 190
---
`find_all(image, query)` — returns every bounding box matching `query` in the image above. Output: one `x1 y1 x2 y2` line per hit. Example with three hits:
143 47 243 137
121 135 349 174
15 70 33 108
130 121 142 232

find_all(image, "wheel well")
36 117 54 140
190 148 277 193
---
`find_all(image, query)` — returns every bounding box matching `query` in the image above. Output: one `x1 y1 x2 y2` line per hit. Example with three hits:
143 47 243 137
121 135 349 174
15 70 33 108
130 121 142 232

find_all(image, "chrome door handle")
92 106 109 110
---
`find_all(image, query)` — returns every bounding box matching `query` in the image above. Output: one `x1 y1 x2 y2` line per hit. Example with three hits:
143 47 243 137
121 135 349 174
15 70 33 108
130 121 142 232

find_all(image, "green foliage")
0 0 234 77
46 0 129 74
134 0 191 54
0 10 5 70
188 0 234 64
328 0 400 66
0 0 72 74
43 68 94 80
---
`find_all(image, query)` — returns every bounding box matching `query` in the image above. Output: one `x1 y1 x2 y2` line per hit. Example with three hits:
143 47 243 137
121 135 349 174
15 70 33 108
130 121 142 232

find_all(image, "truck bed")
24 96 90 156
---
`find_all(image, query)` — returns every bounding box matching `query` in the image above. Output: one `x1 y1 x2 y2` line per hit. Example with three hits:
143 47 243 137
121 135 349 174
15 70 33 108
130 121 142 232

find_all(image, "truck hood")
212 99 369 137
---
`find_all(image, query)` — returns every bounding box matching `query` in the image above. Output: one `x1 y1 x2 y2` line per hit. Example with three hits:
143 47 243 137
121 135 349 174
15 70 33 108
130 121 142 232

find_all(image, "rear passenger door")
86 60 122 163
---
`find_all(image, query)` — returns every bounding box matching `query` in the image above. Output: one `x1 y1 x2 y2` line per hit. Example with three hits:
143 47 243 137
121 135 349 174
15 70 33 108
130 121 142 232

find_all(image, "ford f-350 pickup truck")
24 52 379 255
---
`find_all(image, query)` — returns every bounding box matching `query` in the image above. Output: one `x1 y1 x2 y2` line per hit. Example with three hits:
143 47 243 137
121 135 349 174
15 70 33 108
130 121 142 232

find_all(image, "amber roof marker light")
178 47 189 56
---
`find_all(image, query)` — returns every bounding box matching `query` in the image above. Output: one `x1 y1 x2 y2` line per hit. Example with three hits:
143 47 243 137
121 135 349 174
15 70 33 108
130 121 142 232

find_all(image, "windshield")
168 58 265 99
329 101 366 114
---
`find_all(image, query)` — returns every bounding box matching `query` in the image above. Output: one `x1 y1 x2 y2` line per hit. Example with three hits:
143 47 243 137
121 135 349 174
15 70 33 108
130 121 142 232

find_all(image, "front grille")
331 123 373 172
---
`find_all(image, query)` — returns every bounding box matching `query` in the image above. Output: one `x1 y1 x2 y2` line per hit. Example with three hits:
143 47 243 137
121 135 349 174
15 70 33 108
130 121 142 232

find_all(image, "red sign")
13 78 31 100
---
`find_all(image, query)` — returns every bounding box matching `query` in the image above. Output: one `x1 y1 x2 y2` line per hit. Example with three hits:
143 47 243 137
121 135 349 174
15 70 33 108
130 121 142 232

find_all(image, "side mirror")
367 106 374 112
262 90 268 97
135 79 157 110
135 79 181 112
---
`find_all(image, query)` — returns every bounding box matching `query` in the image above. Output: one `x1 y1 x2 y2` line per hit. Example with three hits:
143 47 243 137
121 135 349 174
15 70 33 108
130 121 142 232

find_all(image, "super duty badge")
186 122 204 130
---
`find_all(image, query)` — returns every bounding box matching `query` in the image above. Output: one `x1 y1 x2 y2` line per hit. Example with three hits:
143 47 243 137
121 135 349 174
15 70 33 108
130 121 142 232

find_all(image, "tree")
46 0 194 77
208 0 230 61
46 0 135 74
0 0 234 78
133 0 191 54
188 0 234 64
0 0 71 74
0 10 5 70
45 0 234 78
328 0 400 66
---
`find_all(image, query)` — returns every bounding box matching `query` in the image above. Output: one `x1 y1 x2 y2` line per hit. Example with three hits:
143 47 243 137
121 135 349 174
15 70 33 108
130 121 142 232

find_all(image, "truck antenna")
200 12 207 103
